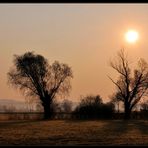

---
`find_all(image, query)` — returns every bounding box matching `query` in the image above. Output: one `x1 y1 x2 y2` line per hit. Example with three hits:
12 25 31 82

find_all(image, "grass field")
0 119 147 146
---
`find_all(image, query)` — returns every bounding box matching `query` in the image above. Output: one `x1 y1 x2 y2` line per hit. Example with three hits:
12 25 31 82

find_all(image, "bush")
73 95 115 119
139 101 148 119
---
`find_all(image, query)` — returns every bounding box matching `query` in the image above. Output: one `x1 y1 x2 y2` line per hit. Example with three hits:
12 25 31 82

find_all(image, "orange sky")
1 4 148 103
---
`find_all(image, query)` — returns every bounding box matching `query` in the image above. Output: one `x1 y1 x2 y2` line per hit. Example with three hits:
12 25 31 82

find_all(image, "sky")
1 4 148 103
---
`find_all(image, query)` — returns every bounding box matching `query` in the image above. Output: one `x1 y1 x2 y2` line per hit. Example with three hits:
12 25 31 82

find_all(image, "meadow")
0 119 147 146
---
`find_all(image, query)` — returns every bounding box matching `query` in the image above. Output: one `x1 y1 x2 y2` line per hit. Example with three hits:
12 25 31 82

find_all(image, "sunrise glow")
125 30 139 43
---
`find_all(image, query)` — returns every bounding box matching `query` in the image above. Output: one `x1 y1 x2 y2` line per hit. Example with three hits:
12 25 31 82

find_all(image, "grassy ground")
0 119 147 146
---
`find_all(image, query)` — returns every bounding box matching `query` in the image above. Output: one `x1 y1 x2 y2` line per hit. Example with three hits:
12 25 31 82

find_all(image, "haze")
1 4 148 103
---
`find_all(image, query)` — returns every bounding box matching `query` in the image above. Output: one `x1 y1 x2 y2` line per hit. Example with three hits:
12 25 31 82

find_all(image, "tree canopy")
8 51 73 119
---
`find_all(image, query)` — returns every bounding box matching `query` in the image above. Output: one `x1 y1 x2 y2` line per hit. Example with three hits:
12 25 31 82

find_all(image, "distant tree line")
35 96 148 119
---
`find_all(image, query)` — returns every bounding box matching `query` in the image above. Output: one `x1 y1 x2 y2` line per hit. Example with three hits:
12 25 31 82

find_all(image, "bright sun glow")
125 30 139 43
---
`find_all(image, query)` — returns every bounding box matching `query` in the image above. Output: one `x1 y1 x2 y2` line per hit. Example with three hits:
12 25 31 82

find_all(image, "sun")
125 30 139 43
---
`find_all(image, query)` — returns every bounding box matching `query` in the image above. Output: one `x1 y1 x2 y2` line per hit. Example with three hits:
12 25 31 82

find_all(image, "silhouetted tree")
140 100 148 119
51 100 62 113
7 52 73 119
140 100 148 112
100 101 115 119
61 99 73 113
25 97 36 112
36 103 43 112
109 49 148 120
73 95 114 119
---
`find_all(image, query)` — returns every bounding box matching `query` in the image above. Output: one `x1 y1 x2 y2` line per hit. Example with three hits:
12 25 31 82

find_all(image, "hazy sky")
1 4 148 103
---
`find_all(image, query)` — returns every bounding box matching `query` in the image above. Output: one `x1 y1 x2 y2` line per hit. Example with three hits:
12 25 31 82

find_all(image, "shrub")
73 95 115 119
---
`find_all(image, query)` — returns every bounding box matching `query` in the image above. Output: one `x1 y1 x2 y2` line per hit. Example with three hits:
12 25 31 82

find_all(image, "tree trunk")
124 106 131 120
41 95 53 120
43 103 52 120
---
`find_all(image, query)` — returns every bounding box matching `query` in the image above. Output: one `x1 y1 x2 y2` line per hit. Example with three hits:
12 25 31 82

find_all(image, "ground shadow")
132 120 148 135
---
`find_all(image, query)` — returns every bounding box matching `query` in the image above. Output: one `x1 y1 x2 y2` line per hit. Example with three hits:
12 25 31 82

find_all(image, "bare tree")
36 102 43 112
140 100 148 111
109 49 148 119
109 93 121 113
61 99 73 113
7 51 73 119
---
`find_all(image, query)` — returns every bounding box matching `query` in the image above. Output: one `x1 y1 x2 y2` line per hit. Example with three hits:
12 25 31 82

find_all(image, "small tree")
36 103 43 112
100 101 115 119
139 100 148 119
8 51 73 119
109 49 148 119
140 100 148 111
73 95 113 119
61 99 73 113
74 95 99 118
